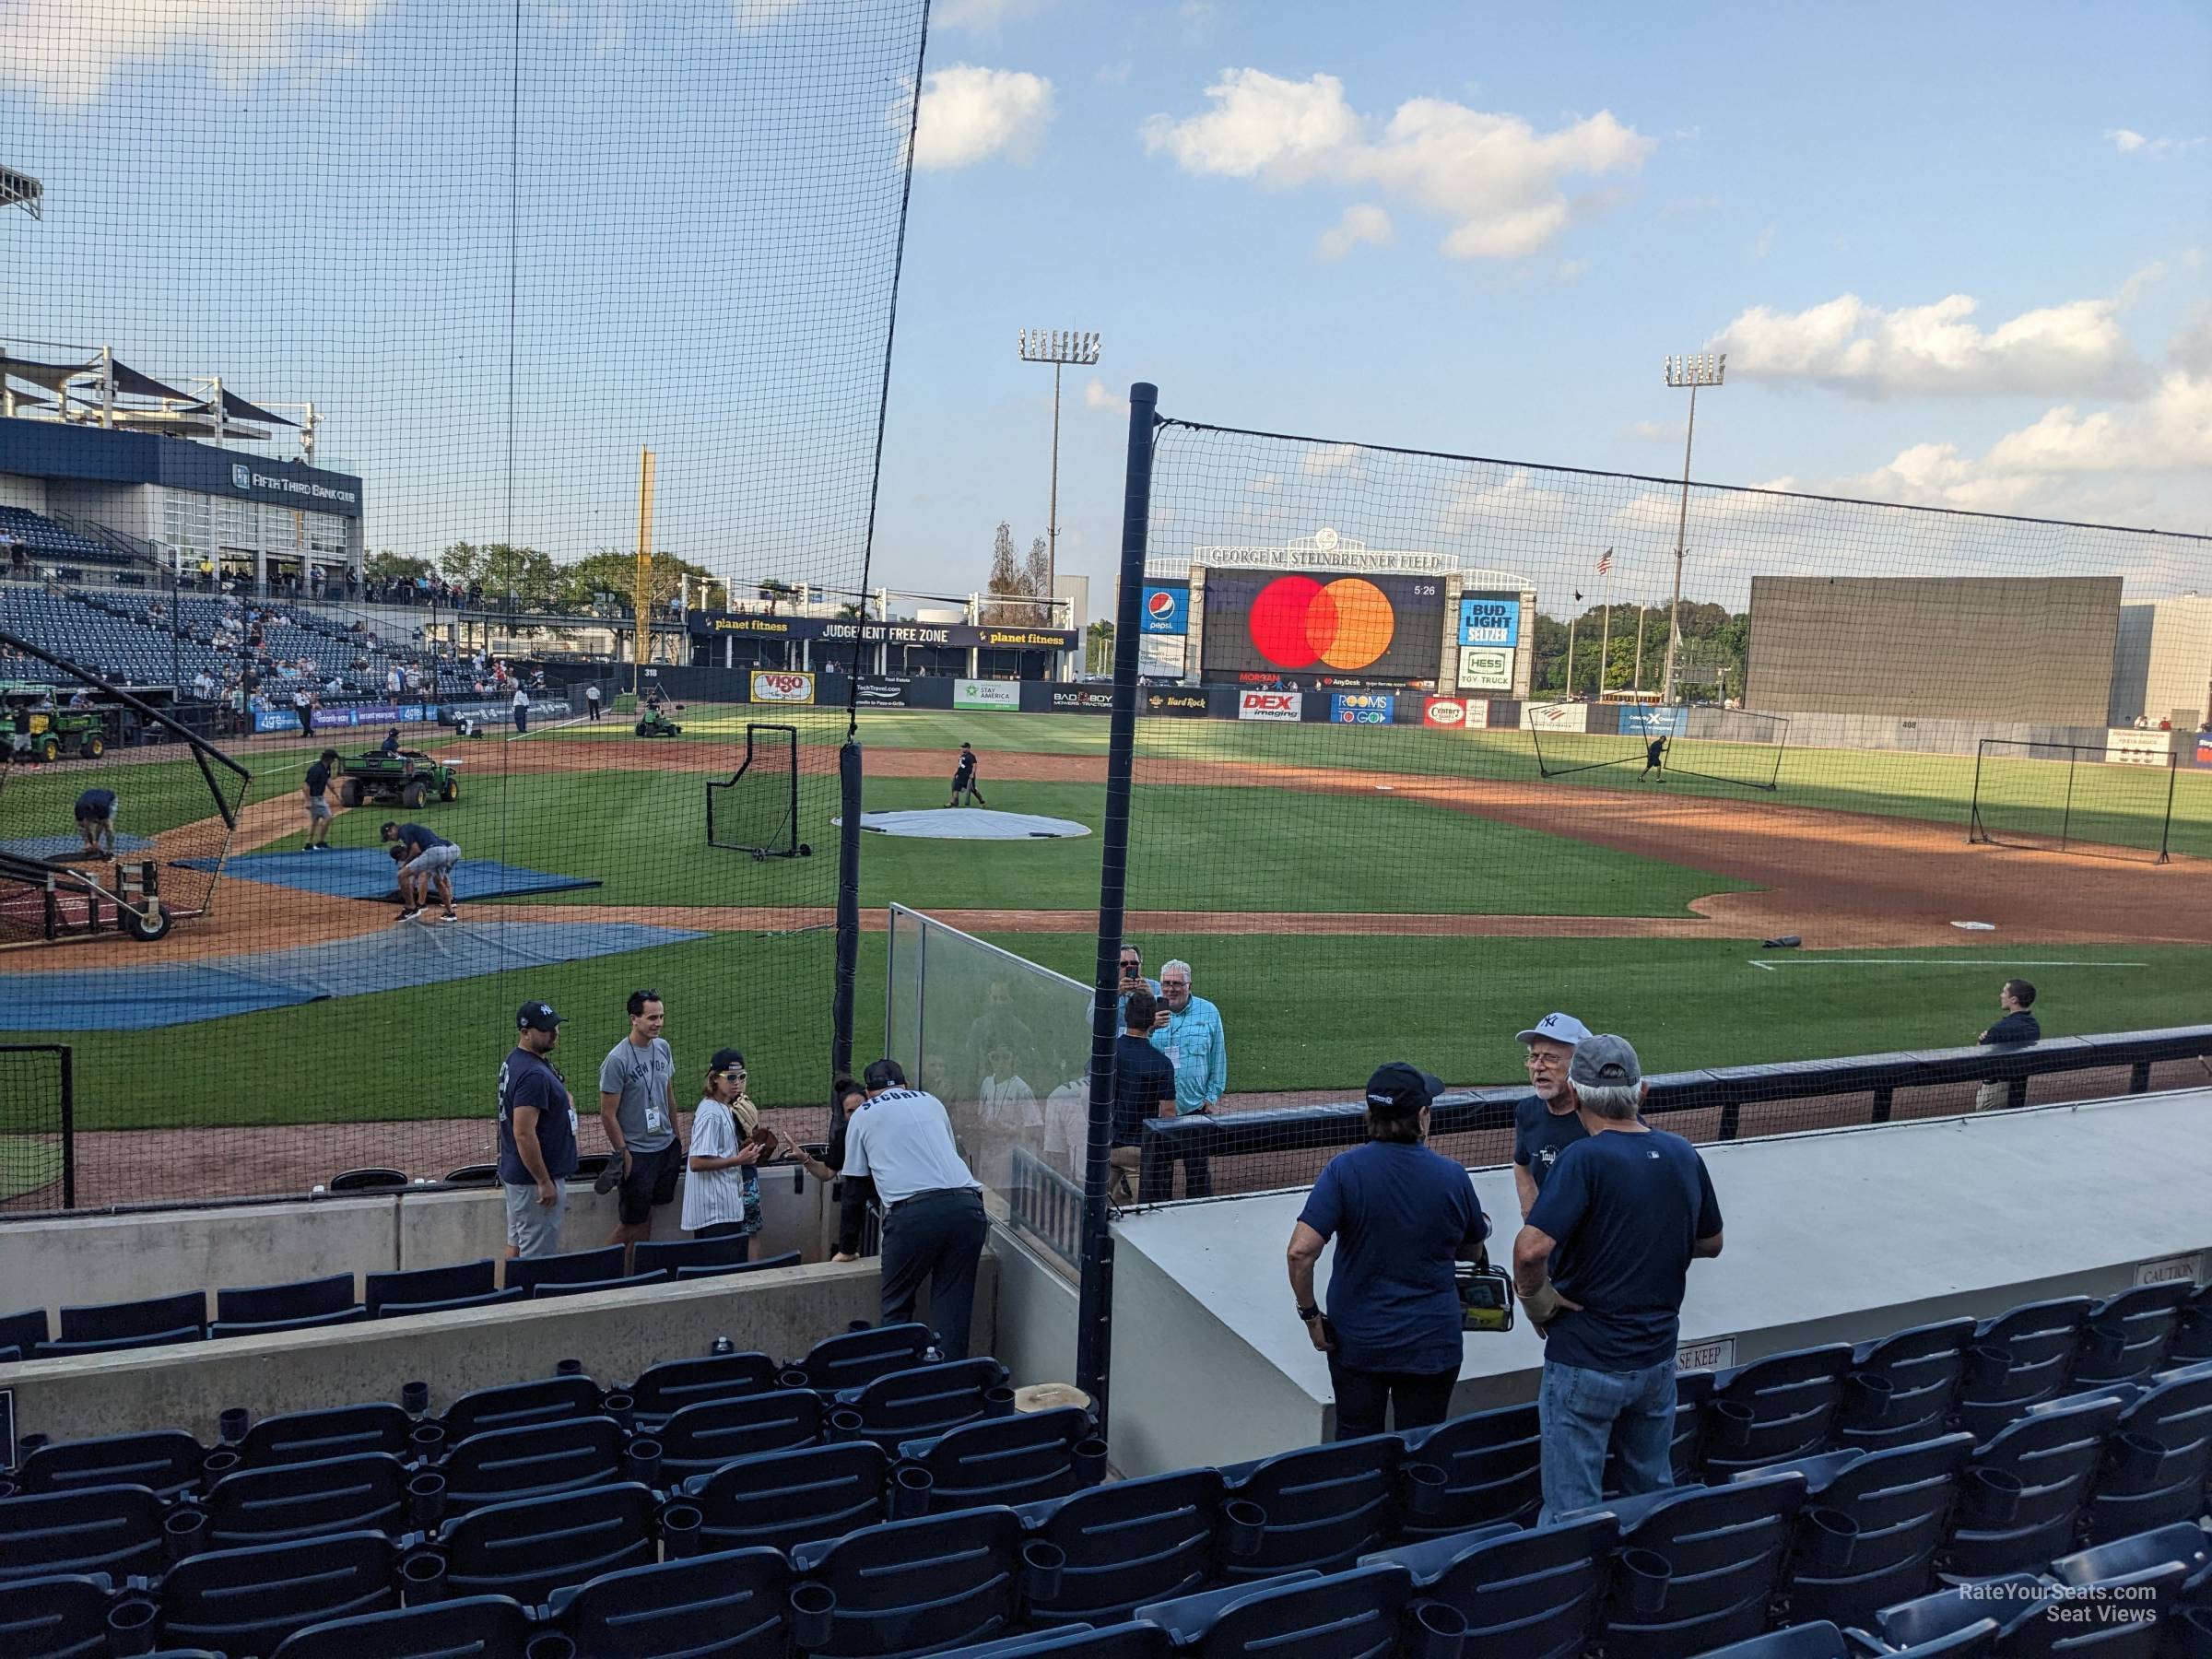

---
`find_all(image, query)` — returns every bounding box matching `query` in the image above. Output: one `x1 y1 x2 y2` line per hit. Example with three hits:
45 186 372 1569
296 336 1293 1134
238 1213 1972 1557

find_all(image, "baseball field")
5 698 2210 1203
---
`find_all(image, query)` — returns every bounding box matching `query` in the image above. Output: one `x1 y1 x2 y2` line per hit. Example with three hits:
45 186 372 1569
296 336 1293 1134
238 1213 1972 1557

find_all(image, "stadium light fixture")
1660 349 1725 703
1016 327 1103 633
1 165 41 219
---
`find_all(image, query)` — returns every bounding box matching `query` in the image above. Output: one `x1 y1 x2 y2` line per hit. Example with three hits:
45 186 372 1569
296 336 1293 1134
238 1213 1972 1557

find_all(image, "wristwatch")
1297 1304 1321 1323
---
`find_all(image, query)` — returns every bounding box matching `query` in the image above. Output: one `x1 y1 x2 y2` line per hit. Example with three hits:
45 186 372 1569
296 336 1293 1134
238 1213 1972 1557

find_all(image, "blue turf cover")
180 848 600 901
0 922 703 1030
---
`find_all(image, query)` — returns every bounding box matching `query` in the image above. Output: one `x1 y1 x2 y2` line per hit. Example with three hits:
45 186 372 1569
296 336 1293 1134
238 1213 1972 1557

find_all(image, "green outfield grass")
0 741 329 841
638 706 2212 860
22 935 2209 1129
256 771 1748 917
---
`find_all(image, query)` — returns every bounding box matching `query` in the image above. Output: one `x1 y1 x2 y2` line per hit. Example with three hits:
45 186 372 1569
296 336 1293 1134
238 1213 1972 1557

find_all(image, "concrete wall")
0 1169 835 1325
987 1222 1080 1391
1747 575 2123 724
0 472 49 513
1721 707 2112 759
2142 597 2212 727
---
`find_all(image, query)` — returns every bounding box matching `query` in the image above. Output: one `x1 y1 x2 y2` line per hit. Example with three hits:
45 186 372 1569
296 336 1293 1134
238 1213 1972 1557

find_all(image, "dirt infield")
15 729 2212 1208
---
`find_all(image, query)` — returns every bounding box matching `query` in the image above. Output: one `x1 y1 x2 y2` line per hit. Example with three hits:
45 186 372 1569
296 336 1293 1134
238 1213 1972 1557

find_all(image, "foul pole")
633 447 655 697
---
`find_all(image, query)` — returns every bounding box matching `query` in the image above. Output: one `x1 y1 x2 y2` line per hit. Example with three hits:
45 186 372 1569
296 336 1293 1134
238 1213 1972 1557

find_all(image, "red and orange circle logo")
1246 576 1396 670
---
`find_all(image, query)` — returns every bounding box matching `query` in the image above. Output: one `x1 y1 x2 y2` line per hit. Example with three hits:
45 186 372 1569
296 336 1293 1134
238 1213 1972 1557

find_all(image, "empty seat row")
0 1238 804 1359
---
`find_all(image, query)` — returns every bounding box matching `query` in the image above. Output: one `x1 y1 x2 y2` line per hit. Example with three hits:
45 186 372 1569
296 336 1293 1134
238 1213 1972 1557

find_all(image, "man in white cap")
1512 1011 1592 1218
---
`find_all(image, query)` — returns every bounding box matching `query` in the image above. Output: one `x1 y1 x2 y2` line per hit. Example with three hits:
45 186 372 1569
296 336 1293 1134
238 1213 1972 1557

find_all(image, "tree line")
1526 599 1748 699
363 543 724 615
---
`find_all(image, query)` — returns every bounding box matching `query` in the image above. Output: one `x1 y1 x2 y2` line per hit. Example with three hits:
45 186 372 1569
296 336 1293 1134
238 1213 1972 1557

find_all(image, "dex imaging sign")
1237 689 1302 722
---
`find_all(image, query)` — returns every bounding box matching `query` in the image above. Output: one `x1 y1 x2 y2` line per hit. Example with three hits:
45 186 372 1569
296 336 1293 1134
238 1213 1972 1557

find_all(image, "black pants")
879 1189 987 1359
1328 1354 1458 1440
1177 1148 1211 1200
515 709 528 734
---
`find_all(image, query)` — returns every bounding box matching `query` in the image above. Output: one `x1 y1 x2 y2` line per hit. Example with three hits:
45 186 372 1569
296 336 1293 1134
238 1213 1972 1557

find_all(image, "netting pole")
1969 740 1986 843
832 740 864 1077
2159 755 2176 865
60 1044 75 1210
2060 747 2077 854
1076 380 1158 1423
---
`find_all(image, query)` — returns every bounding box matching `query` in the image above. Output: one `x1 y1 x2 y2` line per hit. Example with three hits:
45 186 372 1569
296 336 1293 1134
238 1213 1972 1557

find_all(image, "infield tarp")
0 922 702 1030
0 833 156 862
179 850 599 902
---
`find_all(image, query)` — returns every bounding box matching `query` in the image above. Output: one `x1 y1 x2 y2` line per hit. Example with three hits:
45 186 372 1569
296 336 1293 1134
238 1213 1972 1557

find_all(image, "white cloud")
912 64 1054 170
1623 419 1675 442
1316 204 1393 261
1556 257 1589 282
1082 378 1126 416
1443 468 1573 528
1751 223 1776 260
1712 283 2152 399
2 0 389 104
1141 68 1653 260
2105 127 2206 159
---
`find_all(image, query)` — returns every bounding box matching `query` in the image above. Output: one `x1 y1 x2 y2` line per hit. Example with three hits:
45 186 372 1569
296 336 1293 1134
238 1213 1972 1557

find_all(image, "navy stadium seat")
327 1168 408 1192
843 1358 1009 1448
53 1288 207 1347
436 1415 629 1512
678 1250 804 1279
269 1594 535 1659
658 1389 827 1483
531 1269 670 1298
2051 1521 2212 1589
1590 1470 1809 1659
15 1430 206 1498
211 1305 371 1339
2081 1363 2212 1542
800 1322 935 1392
378 1285 524 1319
1394 1401 1543 1536
2073 1283 2193 1389
633 1234 759 1277
158 1529 404 1657
1755 1431 1974 1629
929 1626 1173 1659
789 1506 1032 1658
900 1406 1099 1510
34 1325 205 1359
440 1164 500 1187
213 1273 359 1327
439 1372 602 1441
545 1545 793 1659
363 1259 497 1317
1695 1618 1998 1659
1017 1467 1233 1629
2173 1284 2212 1364
202 1451 409 1546
626 1350 782 1426
685 1441 890 1554
1956 1297 2091 1441
0 1307 50 1359
236 1402 418 1467
437 1481 659 1605
0 1485 170 1583
503 1243 626 1295
1218 1435 1403 1582
1700 1344 1853 1478
1835 1318 1974 1452
1947 1392 2127 1578
1139 1562 1424 1659
1366 1512 1616 1659
1877 1562 2183 1659
0 1571 115 1659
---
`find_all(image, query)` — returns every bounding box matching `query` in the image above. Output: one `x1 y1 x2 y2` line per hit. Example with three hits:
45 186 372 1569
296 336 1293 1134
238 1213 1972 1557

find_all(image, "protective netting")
0 0 927 1208
0 1044 71 1214
1104 413 2212 1201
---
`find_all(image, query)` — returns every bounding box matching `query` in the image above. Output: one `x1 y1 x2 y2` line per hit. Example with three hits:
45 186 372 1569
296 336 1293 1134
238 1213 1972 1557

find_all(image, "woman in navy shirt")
1287 1062 1489 1439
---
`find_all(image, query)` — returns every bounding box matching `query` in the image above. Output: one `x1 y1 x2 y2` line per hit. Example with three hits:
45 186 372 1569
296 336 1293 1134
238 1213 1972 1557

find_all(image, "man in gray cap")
1512 1010 1592 1218
1512 1034 1724 1522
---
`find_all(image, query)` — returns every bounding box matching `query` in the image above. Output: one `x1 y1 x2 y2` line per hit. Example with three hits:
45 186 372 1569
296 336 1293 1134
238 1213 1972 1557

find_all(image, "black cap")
709 1047 747 1074
1365 1061 1443 1115
320 747 339 761
517 1001 565 1032
863 1057 907 1091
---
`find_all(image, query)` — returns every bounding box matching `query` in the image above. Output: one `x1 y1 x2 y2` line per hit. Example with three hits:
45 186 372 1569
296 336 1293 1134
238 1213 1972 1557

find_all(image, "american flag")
1596 547 1614 577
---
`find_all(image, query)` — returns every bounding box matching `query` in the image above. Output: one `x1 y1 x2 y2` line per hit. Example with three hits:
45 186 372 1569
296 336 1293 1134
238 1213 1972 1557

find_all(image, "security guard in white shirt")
843 1058 988 1358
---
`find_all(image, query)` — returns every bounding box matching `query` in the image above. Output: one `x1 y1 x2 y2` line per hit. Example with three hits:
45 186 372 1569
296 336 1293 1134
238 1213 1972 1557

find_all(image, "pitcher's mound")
831 809 1090 841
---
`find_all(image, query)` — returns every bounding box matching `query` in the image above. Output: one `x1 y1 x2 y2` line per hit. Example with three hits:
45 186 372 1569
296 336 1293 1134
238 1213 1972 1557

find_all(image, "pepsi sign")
1140 582 1189 636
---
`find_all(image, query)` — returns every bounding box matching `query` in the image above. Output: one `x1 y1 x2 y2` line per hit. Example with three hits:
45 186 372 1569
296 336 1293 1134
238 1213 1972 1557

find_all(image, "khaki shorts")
505 1180 567 1256
306 797 333 821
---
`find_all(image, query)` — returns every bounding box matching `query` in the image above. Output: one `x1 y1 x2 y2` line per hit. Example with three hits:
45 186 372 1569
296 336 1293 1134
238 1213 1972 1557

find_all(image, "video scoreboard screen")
1200 569 1445 680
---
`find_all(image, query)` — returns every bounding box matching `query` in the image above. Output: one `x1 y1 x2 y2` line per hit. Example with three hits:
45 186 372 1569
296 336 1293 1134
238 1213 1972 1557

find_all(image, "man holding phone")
1115 943 1160 1029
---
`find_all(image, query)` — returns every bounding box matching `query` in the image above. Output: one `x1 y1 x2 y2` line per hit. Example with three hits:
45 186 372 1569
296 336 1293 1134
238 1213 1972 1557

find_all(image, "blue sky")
3 0 2207 611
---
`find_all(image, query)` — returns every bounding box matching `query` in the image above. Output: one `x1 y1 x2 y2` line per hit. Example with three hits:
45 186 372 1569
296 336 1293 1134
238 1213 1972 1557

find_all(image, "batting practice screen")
1200 568 1446 680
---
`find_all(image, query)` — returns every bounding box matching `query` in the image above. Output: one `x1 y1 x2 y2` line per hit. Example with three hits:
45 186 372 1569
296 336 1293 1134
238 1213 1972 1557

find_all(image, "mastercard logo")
1147 591 1177 619
1247 576 1395 670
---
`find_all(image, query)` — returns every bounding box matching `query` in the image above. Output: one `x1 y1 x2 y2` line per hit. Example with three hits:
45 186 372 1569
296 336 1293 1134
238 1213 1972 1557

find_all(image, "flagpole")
1596 548 1614 701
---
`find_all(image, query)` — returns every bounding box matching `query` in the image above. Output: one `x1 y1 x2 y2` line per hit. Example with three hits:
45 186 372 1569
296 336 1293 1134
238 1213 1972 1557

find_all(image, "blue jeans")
1538 1357 1677 1522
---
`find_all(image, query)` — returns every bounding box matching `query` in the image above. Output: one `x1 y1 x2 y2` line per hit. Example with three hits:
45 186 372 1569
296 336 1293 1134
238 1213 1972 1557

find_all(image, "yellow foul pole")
633 447 655 698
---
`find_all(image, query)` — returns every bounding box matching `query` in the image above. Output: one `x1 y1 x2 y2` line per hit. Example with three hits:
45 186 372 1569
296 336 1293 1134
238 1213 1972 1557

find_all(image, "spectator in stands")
1116 942 1161 1029
596 990 683 1258
1513 1035 1724 1521
844 1057 988 1358
1287 1061 1488 1439
1150 959 1226 1199
302 749 338 849
1974 980 2041 1112
791 1075 873 1262
499 1001 578 1259
681 1048 765 1247
74 788 119 859
1513 1011 1593 1217
1110 988 1176 1205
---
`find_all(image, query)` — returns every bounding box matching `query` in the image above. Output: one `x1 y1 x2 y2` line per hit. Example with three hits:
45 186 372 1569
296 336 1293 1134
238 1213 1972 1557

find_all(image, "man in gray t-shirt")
598 991 681 1254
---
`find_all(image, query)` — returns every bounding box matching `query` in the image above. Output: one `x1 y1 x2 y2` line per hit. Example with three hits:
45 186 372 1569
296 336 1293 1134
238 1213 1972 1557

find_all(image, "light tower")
1660 351 1724 703
1016 328 1101 625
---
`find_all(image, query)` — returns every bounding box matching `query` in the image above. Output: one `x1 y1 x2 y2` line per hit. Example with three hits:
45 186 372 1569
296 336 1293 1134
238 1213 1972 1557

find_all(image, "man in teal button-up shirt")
1150 958 1226 1198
